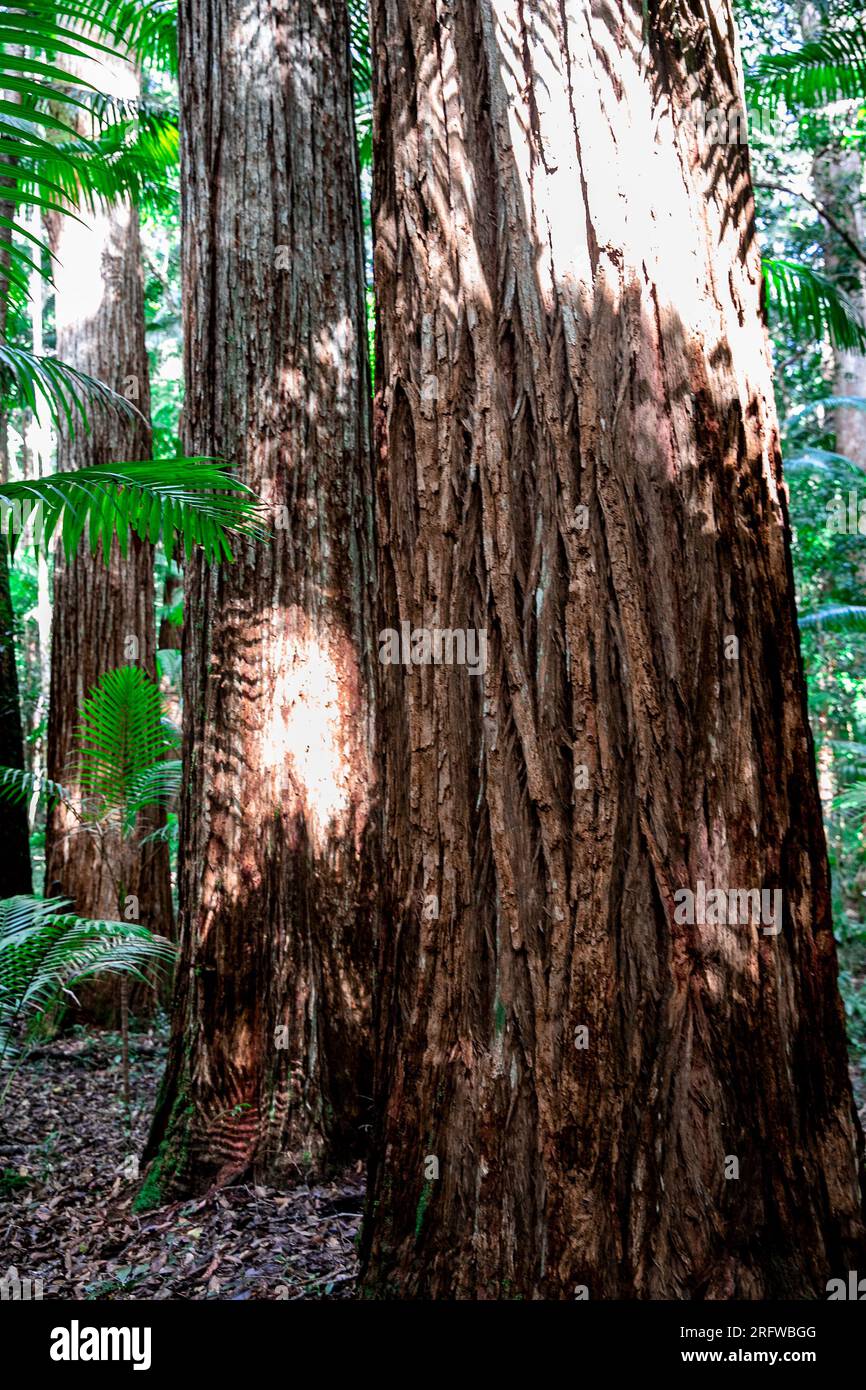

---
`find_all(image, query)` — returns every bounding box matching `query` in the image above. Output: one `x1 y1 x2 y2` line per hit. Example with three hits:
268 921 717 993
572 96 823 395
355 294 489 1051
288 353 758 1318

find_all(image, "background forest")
2 0 866 1304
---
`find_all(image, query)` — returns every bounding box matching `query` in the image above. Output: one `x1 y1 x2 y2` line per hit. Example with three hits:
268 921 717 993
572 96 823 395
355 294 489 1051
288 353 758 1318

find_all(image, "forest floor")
0 1029 363 1300
3 1025 866 1302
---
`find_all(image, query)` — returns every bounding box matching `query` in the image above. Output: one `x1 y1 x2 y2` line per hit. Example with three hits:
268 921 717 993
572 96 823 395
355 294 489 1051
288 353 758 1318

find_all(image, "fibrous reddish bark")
361 0 865 1298
143 0 377 1195
45 192 173 959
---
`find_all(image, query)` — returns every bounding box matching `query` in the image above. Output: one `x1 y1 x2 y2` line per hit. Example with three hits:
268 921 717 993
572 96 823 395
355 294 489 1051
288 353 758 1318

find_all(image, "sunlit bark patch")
260 606 370 850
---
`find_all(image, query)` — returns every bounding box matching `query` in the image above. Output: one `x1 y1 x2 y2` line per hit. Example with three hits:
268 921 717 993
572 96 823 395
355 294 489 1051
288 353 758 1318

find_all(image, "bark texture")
361 0 865 1298
44 54 172 975
143 0 377 1195
0 533 31 897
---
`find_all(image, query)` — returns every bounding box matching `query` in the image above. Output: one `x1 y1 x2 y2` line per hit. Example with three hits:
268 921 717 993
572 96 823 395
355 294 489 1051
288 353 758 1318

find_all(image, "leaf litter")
0 1029 362 1299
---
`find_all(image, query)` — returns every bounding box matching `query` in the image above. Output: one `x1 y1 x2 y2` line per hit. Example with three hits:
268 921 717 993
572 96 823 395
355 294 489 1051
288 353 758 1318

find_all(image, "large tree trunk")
360 0 865 1298
44 55 172 978
142 0 376 1197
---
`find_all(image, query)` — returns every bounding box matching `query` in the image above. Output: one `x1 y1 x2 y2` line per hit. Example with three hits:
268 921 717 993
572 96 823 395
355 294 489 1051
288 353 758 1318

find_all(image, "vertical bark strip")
0 185 32 898
45 56 172 953
801 0 866 467
144 0 377 1194
0 528 30 899
361 0 865 1297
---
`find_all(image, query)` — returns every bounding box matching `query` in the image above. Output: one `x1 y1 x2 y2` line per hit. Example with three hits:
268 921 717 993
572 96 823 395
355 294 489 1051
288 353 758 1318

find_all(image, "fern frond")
0 343 142 433
75 666 175 826
784 447 864 474
747 25 866 112
0 894 175 1064
799 605 866 632
0 458 268 562
763 257 866 352
0 766 71 808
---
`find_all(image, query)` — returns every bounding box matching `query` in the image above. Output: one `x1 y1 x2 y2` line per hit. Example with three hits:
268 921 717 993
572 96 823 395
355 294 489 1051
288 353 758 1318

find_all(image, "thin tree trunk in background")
360 0 865 1298
799 1 865 899
44 52 172 997
157 571 182 651
0 486 31 898
799 4 866 464
829 182 866 464
143 0 376 1196
24 217 54 834
0 181 33 896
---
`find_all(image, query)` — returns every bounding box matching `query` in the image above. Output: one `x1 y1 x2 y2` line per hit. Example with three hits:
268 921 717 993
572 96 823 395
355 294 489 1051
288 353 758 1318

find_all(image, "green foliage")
0 765 69 807
75 665 178 833
0 666 182 843
784 446 862 473
0 893 175 1072
0 0 180 424
763 257 866 350
748 23 866 112
26 97 179 219
0 0 122 307
0 2 256 572
91 0 178 76
0 456 266 562
0 342 139 430
800 604 866 631
348 0 372 170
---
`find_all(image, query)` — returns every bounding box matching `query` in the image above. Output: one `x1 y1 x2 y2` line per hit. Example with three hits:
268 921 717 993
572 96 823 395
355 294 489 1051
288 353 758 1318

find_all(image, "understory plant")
0 892 175 1110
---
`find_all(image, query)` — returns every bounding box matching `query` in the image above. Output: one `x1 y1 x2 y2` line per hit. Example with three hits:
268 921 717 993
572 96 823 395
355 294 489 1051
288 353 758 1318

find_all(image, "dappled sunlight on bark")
362 0 864 1300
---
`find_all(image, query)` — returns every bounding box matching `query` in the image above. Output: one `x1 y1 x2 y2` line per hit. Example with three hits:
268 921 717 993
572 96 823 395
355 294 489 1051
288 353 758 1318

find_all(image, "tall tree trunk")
44 55 173 985
360 0 865 1298
142 0 376 1197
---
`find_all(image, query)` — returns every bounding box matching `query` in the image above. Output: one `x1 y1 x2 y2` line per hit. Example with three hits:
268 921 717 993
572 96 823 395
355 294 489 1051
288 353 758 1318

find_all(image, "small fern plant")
0 894 175 1109
0 664 181 1104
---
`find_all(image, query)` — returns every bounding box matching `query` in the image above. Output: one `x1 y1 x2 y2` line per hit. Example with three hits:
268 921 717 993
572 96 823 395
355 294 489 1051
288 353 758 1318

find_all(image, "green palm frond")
0 0 178 315
784 397 866 431
0 457 268 562
75 665 176 829
747 25 866 113
123 756 181 831
21 103 179 218
828 738 866 759
799 604 866 632
0 1 120 301
0 342 142 431
763 257 866 352
76 0 178 75
0 893 175 1066
0 765 71 807
784 447 864 475
0 680 181 832
833 779 866 814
